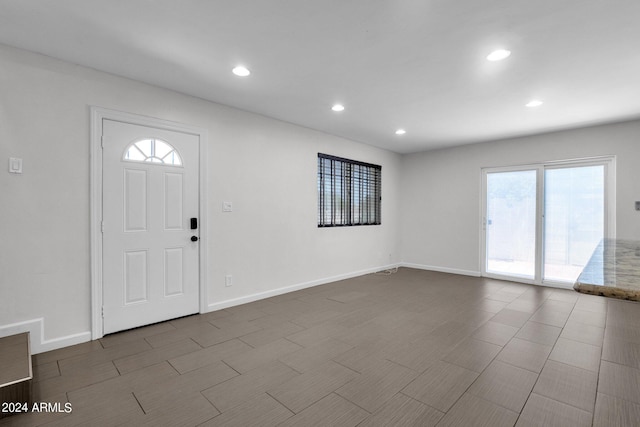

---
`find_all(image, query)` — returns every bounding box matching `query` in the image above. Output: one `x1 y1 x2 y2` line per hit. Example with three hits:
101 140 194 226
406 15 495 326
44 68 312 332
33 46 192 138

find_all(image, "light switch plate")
223 201 233 212
9 157 22 174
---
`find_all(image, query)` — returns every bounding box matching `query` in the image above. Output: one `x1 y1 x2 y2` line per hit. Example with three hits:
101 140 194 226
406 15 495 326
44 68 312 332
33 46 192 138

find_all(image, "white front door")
102 119 200 334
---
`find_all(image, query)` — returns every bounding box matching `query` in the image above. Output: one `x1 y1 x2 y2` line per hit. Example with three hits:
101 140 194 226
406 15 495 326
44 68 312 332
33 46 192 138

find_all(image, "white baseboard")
400 262 481 277
207 263 401 312
0 318 91 355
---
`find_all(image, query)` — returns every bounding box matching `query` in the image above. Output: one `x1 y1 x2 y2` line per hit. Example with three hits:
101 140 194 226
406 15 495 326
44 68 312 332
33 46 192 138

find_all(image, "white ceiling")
1 1 639 154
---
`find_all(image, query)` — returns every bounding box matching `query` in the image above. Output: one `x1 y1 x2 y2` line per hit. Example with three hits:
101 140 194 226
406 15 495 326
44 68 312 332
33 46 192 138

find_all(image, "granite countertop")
574 238 640 301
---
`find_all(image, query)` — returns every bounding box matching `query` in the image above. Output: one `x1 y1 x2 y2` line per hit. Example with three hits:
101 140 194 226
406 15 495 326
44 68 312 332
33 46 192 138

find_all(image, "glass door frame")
480 156 615 288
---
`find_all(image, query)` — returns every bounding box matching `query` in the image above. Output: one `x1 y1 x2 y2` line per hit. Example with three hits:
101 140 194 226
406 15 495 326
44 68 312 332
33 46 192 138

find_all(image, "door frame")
90 106 209 339
480 156 616 288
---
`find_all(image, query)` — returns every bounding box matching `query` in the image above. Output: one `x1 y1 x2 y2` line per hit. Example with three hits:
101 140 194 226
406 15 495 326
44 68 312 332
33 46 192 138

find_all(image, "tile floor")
2 267 640 426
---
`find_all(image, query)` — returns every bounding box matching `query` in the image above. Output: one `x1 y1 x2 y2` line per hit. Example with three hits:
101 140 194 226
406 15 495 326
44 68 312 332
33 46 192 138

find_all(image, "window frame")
317 153 382 227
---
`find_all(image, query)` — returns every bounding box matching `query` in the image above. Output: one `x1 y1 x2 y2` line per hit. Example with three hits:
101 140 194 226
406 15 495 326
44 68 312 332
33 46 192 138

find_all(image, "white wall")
400 120 640 274
0 44 401 352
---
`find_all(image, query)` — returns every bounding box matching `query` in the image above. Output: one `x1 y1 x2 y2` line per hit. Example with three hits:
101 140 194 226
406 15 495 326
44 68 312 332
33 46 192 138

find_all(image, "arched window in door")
123 138 182 166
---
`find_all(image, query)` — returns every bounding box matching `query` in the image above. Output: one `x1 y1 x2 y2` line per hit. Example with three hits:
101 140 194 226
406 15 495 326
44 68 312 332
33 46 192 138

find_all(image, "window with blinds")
317 153 382 227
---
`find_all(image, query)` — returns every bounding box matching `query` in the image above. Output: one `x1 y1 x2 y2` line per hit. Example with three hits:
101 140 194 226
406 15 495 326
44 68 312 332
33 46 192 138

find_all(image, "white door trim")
90 106 208 339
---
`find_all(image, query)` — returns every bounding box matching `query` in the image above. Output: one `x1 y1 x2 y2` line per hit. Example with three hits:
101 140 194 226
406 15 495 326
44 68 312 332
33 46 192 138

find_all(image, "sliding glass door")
482 158 612 286
486 169 537 279
543 165 605 282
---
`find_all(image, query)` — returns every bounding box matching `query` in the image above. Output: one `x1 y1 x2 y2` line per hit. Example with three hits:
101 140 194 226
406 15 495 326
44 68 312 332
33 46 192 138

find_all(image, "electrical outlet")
225 275 233 287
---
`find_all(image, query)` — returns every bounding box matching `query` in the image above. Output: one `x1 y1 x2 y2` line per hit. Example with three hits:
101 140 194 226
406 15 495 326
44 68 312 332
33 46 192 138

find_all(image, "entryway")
91 108 207 338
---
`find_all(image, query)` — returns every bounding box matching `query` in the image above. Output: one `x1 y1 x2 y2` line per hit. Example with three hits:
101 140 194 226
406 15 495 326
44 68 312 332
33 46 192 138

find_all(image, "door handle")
191 236 199 242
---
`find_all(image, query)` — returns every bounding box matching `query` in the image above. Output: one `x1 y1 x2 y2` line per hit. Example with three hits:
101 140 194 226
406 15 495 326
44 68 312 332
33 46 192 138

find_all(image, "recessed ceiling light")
526 100 543 107
232 66 250 77
486 49 511 61
331 104 345 112
395 129 406 135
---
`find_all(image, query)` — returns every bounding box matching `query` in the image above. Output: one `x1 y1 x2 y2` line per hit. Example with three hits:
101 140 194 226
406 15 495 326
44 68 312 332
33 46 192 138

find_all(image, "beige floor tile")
442 337 502 372
486 290 521 303
238 321 304 348
540 299 575 313
327 290 369 303
222 304 268 322
33 360 60 383
330 339 397 373
548 290 579 304
505 298 544 314
43 390 144 426
277 338 353 373
67 361 178 406
134 360 238 413
201 361 299 412
568 308 605 328
223 338 302 373
199 393 293 427
57 338 152 372
437 393 519 427
467 360 538 412
424 320 478 348
267 361 358 413
455 308 496 326
277 393 369 427
144 321 219 348
19 269 640 427
496 338 552 373
335 359 418 413
548 338 601 372
384 337 448 372
112 338 202 374
286 322 350 347
516 393 592 427
402 360 478 412
533 360 597 412
98 322 176 348
529 307 570 328
602 336 640 369
604 324 640 344
289 308 344 328
490 308 532 328
33 360 119 400
598 360 640 405
515 321 561 346
136 393 220 426
475 298 509 313
593 392 640 427
575 297 607 314
560 319 604 347
32 340 104 366
472 321 519 346
168 338 252 374
357 393 444 427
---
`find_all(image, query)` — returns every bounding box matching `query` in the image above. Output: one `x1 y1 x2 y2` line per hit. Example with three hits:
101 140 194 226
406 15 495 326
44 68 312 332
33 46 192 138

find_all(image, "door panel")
124 169 147 231
102 119 199 334
485 170 537 279
543 165 604 282
164 247 184 296
164 173 183 230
